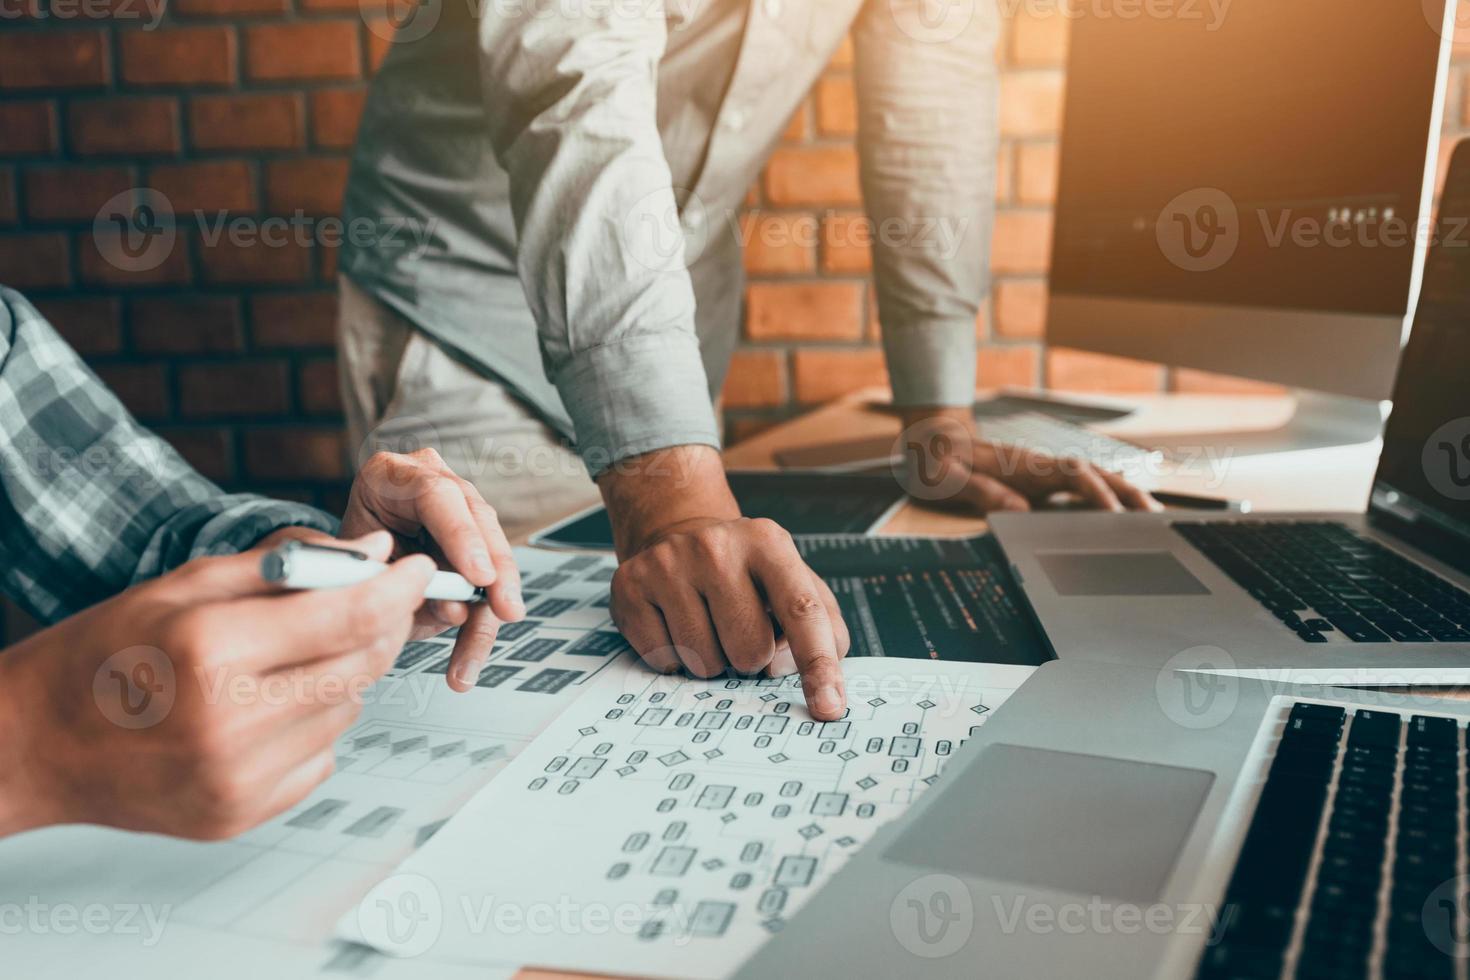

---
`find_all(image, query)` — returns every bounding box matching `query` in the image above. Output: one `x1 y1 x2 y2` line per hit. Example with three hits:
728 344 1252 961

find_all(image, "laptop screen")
1371 140 1470 569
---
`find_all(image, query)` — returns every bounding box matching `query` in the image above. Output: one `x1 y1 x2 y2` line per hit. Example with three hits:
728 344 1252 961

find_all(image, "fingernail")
504 585 525 615
813 685 843 717
452 663 481 687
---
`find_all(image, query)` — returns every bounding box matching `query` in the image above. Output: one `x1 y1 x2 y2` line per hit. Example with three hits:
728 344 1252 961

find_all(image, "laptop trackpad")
884 745 1214 903
1037 551 1210 596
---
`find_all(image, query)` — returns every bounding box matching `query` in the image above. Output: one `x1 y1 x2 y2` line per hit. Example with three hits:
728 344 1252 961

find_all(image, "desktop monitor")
1046 1 1457 450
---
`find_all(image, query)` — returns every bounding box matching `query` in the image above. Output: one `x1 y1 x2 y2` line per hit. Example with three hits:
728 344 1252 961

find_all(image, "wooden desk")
516 389 1453 980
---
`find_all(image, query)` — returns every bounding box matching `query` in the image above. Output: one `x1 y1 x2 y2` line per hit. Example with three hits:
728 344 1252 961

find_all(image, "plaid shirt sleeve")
0 286 339 626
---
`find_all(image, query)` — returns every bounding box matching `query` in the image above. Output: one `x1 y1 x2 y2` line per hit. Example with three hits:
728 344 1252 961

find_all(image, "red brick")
1016 141 1058 206
311 88 367 148
251 291 338 348
299 358 343 415
0 234 71 288
180 360 290 417
741 213 816 275
0 102 58 155
22 165 133 222
0 32 108 90
1046 348 1165 394
1010 7 1070 67
130 295 244 353
68 98 180 156
991 210 1053 275
174 0 286 14
244 23 361 82
198 235 313 284
815 76 857 137
999 71 1064 137
977 344 1039 390
745 282 865 341
120 27 235 87
993 278 1047 339
32 297 122 354
764 146 862 207
721 350 786 409
95 363 171 420
244 428 347 481
265 158 349 215
189 93 304 151
792 348 888 404
828 34 853 70
820 213 872 274
1170 368 1287 396
782 105 808 143
77 229 191 286
995 142 1014 203
147 160 255 213
366 30 393 72
157 427 234 483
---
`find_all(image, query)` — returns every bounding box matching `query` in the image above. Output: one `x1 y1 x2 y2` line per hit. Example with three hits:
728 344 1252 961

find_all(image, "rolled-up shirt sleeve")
0 286 336 626
477 0 720 475
854 0 1000 408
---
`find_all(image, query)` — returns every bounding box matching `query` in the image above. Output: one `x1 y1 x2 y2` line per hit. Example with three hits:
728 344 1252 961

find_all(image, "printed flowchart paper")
339 657 1036 978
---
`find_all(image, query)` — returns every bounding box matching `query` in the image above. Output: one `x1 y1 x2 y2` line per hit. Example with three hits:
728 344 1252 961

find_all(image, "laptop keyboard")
1175 521 1470 644
1197 701 1465 980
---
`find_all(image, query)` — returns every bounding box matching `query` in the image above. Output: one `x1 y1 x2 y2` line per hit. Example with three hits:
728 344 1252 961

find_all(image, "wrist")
597 445 740 558
0 640 65 836
900 405 975 437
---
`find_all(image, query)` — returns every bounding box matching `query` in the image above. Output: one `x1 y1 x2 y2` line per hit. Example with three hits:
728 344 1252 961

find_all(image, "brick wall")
1 1 1468 504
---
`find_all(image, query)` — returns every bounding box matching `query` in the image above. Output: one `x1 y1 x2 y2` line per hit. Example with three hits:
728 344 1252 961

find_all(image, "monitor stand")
1140 390 1386 458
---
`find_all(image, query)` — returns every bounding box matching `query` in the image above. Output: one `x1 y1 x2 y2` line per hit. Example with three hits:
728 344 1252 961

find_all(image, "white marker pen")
261 541 485 602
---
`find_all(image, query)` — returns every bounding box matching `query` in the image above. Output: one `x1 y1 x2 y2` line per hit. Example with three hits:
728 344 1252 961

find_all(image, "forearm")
0 641 64 838
855 0 997 412
479 12 720 476
597 445 740 559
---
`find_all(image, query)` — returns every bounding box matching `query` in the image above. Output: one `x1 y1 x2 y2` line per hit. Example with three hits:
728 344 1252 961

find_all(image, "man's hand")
0 537 436 841
599 446 851 721
338 448 524 692
898 408 1162 514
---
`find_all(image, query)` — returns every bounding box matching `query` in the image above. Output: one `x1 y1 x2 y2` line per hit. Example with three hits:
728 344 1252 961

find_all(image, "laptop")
735 659 1470 980
989 144 1470 685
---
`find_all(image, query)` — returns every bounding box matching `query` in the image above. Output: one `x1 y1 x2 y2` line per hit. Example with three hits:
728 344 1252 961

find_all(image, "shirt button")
723 107 747 131
764 0 782 18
